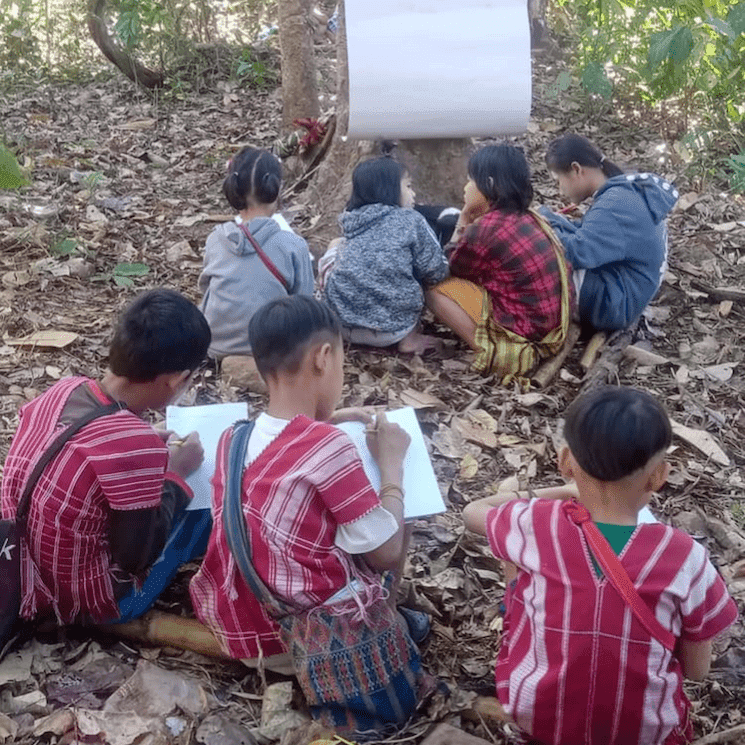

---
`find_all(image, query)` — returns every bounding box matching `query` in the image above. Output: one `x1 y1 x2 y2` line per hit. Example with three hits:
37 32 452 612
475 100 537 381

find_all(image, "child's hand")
329 407 377 426
366 413 410 483
167 431 204 480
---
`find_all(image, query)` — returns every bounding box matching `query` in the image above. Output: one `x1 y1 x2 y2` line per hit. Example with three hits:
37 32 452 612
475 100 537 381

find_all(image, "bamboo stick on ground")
99 610 230 659
580 331 607 371
532 322 582 389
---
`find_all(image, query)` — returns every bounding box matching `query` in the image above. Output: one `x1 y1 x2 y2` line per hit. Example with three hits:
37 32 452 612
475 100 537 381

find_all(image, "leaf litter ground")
1 50 745 745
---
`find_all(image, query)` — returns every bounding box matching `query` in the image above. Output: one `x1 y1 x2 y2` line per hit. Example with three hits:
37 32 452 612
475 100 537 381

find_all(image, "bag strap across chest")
238 222 290 292
563 500 676 652
15 401 122 526
223 420 295 618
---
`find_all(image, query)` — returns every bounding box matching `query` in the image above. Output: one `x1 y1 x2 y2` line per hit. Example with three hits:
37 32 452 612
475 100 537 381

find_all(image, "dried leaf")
452 413 497 449
671 420 730 466
2 270 33 287
0 713 18 742
399 388 445 409
459 453 479 479
6 330 78 349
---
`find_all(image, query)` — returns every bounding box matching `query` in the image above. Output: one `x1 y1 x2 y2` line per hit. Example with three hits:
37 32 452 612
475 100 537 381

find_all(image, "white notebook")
336 407 446 520
166 402 249 511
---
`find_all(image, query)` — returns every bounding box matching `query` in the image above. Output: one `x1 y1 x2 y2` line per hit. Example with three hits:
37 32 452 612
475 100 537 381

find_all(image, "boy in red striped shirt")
1 289 211 626
464 387 737 745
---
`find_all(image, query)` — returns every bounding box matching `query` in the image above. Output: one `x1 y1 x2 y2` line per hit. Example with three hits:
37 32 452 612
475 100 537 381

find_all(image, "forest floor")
1 37 745 745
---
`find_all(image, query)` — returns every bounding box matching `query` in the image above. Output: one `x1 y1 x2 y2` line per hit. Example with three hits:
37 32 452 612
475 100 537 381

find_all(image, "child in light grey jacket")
199 148 314 382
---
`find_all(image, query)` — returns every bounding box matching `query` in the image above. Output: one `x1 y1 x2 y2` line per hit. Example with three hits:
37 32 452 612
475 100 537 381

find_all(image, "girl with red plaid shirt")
427 145 573 386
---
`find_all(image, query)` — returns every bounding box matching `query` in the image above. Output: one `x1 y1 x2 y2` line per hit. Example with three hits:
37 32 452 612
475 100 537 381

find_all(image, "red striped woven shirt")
487 498 737 745
1 377 181 623
190 416 382 659
449 209 570 340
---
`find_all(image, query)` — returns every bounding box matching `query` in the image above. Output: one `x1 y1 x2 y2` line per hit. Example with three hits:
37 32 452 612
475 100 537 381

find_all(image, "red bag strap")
563 501 677 652
238 222 290 292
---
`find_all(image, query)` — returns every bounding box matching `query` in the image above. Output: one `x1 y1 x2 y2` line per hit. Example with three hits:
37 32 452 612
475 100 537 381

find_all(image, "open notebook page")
335 407 446 520
166 402 249 511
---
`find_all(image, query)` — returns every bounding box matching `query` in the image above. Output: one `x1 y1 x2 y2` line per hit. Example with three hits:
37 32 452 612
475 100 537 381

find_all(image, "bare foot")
397 330 443 355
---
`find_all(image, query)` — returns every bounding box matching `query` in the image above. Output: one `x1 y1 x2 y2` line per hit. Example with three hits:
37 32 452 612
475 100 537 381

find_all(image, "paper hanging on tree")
345 0 531 139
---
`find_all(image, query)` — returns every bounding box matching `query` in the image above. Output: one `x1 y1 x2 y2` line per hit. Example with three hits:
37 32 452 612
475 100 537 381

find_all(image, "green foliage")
90 261 150 288
728 153 745 191
112 262 150 287
234 48 276 88
50 237 80 257
0 143 29 189
551 0 745 187
551 0 745 125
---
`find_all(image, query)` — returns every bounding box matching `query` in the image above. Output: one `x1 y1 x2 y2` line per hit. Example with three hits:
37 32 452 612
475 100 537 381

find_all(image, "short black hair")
468 144 533 214
223 147 282 211
249 295 342 379
546 133 624 179
346 156 406 211
109 289 211 382
563 386 672 482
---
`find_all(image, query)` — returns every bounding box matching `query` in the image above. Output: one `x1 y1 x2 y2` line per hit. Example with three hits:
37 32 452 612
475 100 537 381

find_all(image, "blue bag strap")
223 420 293 617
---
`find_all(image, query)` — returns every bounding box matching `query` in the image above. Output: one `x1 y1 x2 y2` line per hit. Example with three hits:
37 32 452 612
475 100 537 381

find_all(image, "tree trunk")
87 0 165 89
277 0 320 131
303 1 374 256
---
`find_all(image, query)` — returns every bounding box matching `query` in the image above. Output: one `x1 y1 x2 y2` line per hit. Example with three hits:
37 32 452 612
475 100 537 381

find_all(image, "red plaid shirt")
487 499 738 745
190 416 382 659
1 377 182 623
449 209 570 340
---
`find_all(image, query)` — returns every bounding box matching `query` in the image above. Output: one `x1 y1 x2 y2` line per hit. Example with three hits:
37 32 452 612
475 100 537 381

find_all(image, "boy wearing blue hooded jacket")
540 134 679 332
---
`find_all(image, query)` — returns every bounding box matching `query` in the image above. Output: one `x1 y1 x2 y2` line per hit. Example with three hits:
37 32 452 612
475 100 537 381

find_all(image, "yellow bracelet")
379 483 404 504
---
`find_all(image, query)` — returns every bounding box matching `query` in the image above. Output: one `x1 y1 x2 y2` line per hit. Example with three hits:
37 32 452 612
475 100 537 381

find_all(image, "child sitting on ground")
426 144 573 386
190 295 431 737
463 386 737 745
321 156 449 354
199 146 314 390
541 133 679 332
1 289 212 626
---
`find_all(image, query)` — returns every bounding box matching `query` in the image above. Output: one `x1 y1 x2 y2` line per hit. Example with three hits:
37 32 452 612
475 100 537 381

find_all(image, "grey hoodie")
541 172 679 331
199 217 314 357
322 204 449 336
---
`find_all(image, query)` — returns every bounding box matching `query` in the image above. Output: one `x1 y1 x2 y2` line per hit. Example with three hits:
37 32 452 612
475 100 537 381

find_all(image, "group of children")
199 133 679 387
0 131 736 745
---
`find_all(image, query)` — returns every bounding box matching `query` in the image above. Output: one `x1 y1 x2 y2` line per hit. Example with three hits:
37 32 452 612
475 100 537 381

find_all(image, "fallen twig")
532 322 582 389
690 723 745 744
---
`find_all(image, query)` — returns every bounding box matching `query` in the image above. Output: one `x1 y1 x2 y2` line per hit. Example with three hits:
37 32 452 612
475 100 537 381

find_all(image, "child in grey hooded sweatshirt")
321 157 449 354
199 148 314 385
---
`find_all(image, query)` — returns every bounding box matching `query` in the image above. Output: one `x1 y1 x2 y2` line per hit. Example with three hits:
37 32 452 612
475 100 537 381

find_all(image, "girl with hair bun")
199 147 314 387
541 133 679 332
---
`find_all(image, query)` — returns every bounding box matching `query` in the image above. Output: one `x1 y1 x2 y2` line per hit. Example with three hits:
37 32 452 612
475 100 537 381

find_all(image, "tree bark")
277 0 320 131
87 0 164 89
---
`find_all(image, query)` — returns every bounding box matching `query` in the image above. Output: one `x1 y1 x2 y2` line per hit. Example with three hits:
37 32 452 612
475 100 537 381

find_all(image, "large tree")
277 0 320 130
87 0 164 88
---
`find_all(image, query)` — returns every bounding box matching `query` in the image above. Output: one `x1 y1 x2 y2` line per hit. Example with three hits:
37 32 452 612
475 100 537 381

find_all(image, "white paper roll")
346 0 532 139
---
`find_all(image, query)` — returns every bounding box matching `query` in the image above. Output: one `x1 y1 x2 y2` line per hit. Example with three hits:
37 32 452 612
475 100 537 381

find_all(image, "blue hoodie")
540 173 679 331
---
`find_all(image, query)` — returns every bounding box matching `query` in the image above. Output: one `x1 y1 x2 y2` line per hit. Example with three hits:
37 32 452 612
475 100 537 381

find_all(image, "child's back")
488 497 734 744
200 216 313 357
464 387 737 745
323 203 447 337
198 147 314 359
